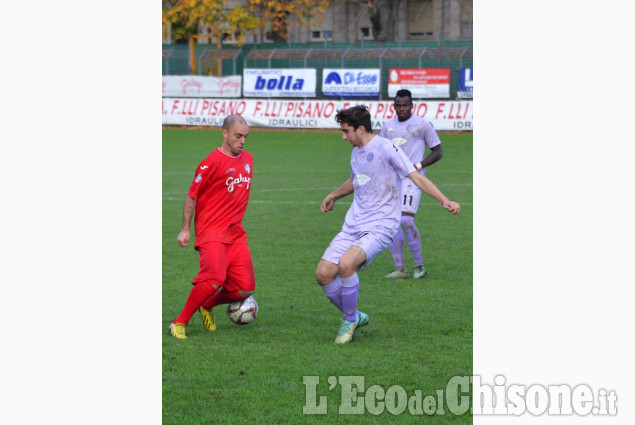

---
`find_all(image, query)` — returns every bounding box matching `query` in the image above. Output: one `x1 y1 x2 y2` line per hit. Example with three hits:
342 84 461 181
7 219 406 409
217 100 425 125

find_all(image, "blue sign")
457 68 473 98
322 69 381 98
243 68 316 98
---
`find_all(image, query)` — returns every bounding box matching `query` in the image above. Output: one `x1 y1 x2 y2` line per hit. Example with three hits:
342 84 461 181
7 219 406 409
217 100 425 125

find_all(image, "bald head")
220 114 249 157
222 114 248 132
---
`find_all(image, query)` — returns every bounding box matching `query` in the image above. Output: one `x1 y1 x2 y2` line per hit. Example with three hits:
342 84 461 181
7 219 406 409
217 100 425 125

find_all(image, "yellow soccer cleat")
334 316 360 344
169 322 187 339
199 307 217 332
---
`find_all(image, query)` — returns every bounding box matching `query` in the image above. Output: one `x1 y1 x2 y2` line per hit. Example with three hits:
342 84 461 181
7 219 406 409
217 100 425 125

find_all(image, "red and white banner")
388 68 450 98
162 98 473 131
162 75 242 98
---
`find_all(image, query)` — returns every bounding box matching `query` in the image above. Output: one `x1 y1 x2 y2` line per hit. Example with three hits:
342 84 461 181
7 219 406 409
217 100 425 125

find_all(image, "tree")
249 0 332 43
162 0 333 46
162 0 260 45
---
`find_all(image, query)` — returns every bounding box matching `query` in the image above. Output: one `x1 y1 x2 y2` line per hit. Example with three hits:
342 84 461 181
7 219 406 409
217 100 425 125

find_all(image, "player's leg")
386 229 409 277
332 245 365 343
334 228 393 343
200 242 256 329
401 183 426 278
316 259 344 311
337 245 366 317
316 231 357 312
317 270 368 334
170 242 225 338
385 179 410 278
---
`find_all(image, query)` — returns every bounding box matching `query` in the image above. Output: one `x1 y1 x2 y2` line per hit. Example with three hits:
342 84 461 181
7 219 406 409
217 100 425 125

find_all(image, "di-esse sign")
162 98 473 131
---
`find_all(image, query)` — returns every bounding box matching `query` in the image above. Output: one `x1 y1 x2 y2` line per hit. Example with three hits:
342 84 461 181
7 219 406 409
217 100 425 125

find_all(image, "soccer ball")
227 296 258 325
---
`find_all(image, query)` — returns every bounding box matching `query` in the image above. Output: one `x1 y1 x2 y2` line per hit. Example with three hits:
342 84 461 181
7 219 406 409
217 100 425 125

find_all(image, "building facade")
164 0 472 45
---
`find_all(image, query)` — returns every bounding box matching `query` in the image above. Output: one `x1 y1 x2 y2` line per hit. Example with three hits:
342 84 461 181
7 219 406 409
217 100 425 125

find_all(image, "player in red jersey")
169 114 255 339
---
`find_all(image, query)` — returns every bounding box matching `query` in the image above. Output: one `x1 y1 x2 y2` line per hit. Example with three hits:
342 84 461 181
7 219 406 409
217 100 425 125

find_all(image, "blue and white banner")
322 69 381 98
243 68 316 98
457 68 473 99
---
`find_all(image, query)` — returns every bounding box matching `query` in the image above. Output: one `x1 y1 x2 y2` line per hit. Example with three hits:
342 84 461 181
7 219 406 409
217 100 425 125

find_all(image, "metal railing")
162 41 473 99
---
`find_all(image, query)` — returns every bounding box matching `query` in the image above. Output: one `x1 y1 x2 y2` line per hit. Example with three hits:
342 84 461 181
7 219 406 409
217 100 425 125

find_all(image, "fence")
162 40 472 100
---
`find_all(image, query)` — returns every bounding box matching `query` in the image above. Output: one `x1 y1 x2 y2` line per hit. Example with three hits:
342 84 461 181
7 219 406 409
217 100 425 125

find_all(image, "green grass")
163 128 473 424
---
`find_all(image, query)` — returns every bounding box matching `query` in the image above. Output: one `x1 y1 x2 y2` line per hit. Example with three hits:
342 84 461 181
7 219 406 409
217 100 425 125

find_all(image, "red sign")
388 68 450 85
388 68 451 98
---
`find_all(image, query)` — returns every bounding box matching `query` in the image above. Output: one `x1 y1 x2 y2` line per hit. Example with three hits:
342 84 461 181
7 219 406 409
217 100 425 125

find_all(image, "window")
360 27 372 40
263 31 275 43
310 30 333 41
221 32 239 45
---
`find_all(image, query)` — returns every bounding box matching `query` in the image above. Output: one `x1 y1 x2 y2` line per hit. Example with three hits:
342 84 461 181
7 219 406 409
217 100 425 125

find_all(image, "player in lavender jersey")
379 89 444 279
315 105 460 344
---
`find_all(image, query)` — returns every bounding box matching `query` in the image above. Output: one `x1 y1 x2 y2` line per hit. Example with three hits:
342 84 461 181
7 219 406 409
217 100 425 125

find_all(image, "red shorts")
192 242 255 292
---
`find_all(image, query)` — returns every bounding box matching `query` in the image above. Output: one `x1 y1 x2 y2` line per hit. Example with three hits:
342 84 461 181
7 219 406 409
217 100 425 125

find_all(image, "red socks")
173 282 218 325
201 287 244 311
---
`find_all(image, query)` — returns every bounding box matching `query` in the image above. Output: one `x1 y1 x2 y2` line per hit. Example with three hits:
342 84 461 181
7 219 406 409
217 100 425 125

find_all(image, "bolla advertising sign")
243 68 316 98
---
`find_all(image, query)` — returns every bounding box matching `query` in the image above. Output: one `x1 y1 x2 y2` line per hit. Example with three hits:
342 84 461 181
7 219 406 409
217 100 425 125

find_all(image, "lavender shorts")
321 227 395 270
400 178 424 215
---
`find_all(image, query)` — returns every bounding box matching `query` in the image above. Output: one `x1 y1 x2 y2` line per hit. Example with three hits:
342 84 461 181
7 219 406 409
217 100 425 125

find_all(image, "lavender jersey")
379 115 441 173
343 136 416 234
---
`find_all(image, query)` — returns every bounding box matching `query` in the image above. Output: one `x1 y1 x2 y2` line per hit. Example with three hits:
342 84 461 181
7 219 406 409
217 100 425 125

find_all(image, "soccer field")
162 128 473 424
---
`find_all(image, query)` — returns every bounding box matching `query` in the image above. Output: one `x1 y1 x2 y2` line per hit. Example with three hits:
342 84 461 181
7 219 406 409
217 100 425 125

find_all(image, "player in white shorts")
315 105 460 344
379 89 444 279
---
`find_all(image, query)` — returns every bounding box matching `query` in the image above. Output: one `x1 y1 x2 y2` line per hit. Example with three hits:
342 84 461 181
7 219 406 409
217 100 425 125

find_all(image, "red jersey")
187 147 253 247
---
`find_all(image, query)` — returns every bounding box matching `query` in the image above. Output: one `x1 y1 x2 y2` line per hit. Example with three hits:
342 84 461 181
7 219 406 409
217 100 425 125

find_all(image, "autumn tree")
163 0 259 45
248 0 332 43
162 0 333 46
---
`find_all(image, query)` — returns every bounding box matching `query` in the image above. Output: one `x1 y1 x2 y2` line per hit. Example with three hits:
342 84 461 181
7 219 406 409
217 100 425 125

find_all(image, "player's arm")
415 144 443 170
321 179 354 213
407 171 460 215
177 195 196 247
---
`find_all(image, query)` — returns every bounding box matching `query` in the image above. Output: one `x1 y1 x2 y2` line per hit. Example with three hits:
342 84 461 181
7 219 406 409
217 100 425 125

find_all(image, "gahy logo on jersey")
226 174 251 192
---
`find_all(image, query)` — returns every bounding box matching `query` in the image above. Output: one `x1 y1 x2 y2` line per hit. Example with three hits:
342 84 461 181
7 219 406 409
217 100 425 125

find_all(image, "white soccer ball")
227 296 258 325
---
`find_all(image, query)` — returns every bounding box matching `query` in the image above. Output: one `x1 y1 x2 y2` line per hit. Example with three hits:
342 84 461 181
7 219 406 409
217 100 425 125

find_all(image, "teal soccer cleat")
357 311 369 328
335 315 360 344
